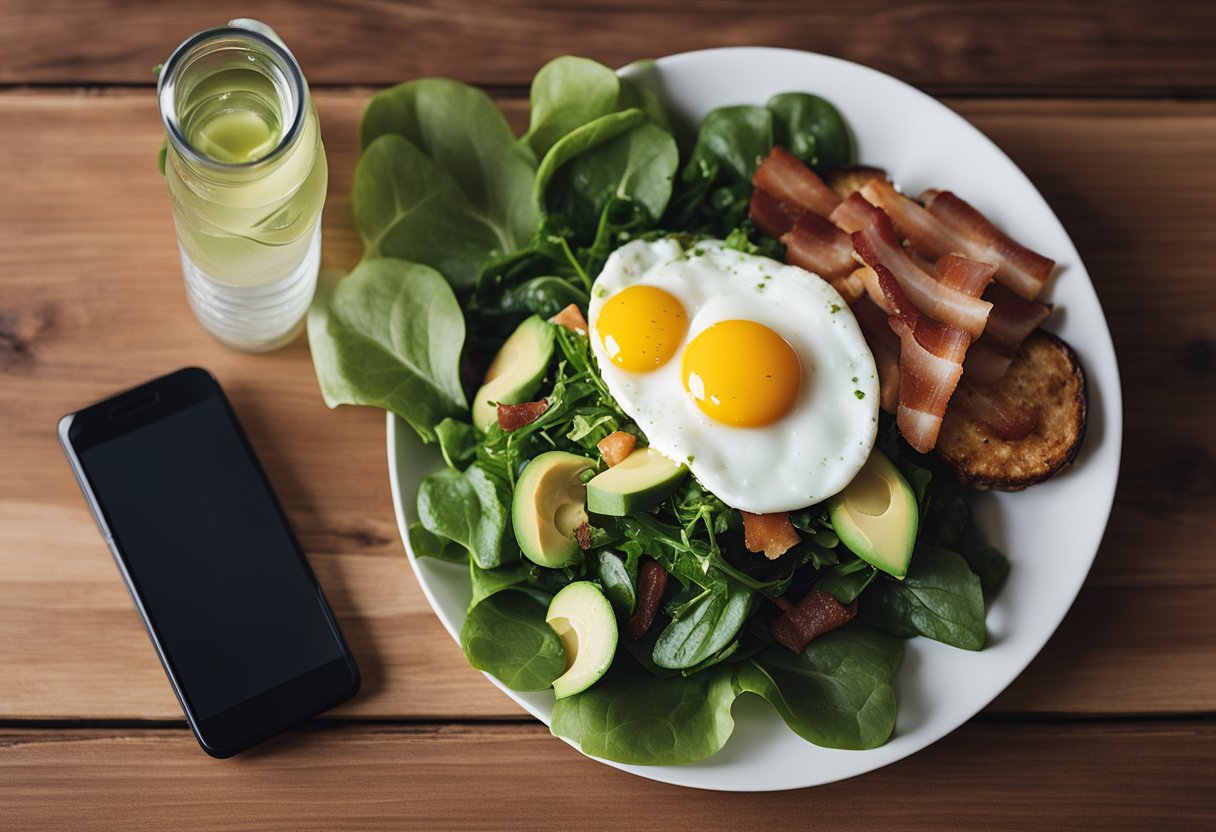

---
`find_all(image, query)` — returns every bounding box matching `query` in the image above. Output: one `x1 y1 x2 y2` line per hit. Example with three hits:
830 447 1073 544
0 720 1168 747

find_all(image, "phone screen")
74 390 349 726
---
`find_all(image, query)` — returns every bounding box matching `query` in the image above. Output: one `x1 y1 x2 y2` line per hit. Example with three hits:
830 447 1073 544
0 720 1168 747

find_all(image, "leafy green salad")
308 56 1009 765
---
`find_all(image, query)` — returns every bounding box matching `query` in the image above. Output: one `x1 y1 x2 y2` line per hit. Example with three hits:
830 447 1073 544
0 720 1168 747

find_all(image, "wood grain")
2 1 1214 95
3 722 1214 830
1 90 1214 722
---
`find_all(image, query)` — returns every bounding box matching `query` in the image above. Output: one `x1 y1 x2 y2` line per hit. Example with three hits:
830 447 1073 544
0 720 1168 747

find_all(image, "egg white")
588 238 879 513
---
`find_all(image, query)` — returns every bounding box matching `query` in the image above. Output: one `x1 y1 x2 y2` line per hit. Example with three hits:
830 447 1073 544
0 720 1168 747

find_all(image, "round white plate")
387 47 1122 791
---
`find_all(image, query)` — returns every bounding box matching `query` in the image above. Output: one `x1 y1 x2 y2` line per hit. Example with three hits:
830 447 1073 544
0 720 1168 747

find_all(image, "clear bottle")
157 20 327 352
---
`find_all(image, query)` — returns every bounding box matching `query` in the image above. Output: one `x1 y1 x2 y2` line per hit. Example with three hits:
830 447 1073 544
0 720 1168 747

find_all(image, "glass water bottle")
157 20 327 352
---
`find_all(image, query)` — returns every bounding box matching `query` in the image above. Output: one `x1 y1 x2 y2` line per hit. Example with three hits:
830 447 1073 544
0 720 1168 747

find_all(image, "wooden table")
2 2 1214 828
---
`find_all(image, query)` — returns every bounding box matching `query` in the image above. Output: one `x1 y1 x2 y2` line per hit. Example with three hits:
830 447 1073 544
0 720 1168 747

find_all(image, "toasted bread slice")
936 330 1086 490
823 165 888 201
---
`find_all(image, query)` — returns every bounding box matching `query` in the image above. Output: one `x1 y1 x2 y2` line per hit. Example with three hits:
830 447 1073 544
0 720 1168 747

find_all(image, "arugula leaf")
652 580 753 670
766 92 854 169
734 624 902 750
550 657 738 765
460 588 566 691
522 56 623 159
416 463 514 568
860 544 986 650
306 258 467 442
360 78 538 255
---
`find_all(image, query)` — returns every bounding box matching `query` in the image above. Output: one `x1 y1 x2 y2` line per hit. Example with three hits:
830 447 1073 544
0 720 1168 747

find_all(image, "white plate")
387 47 1123 791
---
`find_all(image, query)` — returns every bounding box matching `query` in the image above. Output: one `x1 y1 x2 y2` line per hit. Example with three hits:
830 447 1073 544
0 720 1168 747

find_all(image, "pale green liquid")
179 68 282 164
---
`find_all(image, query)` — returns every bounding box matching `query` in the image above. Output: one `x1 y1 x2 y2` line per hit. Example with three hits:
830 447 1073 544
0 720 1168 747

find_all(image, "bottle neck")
158 25 309 185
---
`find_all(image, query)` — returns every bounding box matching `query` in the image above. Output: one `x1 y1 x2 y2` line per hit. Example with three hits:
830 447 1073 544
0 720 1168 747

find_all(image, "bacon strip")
852 207 992 339
851 295 901 413
936 254 996 299
771 589 858 654
741 511 800 560
860 179 961 262
981 282 1053 357
828 192 876 234
962 340 1013 387
497 400 549 432
753 147 841 218
877 265 969 452
780 213 856 279
748 188 800 238
921 189 1055 299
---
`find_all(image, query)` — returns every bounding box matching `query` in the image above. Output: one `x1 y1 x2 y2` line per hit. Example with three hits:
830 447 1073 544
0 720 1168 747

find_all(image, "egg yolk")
596 285 688 372
682 320 802 427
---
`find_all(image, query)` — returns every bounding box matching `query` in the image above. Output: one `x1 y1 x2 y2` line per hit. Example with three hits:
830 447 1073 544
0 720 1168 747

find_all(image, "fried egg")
588 238 879 513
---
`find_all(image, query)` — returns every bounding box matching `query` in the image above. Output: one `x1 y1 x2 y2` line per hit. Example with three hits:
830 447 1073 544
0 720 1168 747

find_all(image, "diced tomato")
596 431 636 467
550 303 588 334
740 511 800 560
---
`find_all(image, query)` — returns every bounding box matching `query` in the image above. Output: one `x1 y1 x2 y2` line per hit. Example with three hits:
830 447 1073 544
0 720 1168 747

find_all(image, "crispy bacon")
496 400 549 432
575 522 593 551
824 165 889 201
771 589 858 654
828 270 865 305
860 179 961 263
780 212 857 279
851 295 901 413
550 303 588 334
935 254 996 298
596 431 636 467
981 282 1053 357
749 188 801 238
921 189 1055 299
626 559 669 641
828 192 877 234
852 207 992 339
741 511 800 560
962 340 1013 387
877 265 969 452
753 146 841 217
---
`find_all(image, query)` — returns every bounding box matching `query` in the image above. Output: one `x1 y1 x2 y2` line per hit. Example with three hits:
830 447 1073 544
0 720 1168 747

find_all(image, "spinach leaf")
550 657 738 765
354 135 510 291
435 417 477 469
408 521 467 563
766 92 854 170
815 559 878 605
539 116 679 241
360 78 537 254
522 56 622 159
734 624 902 750
653 580 753 670
460 588 566 691
860 544 986 650
666 105 772 232
469 560 530 607
617 61 678 137
594 549 638 619
416 462 514 568
306 258 467 442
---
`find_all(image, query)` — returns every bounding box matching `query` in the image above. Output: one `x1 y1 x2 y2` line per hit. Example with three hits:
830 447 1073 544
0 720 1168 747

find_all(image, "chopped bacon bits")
626 559 669 641
596 431 636 467
496 400 549 432
550 303 588 334
575 522 592 551
741 511 801 560
771 589 858 654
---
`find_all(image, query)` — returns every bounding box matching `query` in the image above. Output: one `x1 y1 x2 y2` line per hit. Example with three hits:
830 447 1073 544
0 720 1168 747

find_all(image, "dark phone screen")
79 397 343 720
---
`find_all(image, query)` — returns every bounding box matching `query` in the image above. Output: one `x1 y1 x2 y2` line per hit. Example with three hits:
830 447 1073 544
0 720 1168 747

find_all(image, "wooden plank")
2 1 1214 95
1 91 1215 721
3 722 1214 830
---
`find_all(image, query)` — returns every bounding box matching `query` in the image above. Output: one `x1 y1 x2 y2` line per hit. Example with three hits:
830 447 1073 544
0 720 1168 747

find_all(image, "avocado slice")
585 447 688 516
546 581 618 699
827 450 918 579
472 315 555 433
513 451 595 568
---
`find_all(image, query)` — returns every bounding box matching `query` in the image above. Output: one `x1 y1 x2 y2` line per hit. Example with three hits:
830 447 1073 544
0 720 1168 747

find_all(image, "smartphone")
58 367 360 757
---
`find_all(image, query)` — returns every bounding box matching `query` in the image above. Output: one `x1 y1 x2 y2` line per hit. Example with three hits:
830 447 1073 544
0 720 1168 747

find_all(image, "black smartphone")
58 367 360 757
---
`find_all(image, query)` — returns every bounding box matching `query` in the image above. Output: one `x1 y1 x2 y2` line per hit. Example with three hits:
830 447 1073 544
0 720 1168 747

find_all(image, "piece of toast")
936 330 1087 490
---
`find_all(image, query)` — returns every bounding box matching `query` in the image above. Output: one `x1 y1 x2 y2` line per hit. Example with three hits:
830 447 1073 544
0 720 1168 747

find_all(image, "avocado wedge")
827 450 918 579
473 315 554 433
585 447 687 516
546 581 618 699
513 451 595 568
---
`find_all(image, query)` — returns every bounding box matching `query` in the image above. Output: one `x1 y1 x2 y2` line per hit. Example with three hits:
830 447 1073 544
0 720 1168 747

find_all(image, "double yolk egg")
587 239 879 513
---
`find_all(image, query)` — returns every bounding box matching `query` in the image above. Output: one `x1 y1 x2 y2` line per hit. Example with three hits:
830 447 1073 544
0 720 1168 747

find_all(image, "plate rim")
384 45 1124 791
